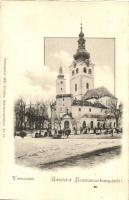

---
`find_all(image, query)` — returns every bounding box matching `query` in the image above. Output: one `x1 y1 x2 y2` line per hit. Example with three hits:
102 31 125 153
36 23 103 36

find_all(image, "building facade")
54 25 119 133
69 24 94 100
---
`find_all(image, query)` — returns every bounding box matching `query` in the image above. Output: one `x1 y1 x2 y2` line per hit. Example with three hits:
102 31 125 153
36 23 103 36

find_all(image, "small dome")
73 49 90 60
79 31 84 37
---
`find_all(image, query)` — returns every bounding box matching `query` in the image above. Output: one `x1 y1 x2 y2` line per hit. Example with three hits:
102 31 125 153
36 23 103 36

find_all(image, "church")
52 25 117 133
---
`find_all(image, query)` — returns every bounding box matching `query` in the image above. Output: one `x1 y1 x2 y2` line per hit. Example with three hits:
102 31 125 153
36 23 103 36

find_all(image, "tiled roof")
72 99 93 106
81 114 107 119
81 114 115 119
62 113 73 118
83 87 117 100
56 94 72 98
72 99 107 108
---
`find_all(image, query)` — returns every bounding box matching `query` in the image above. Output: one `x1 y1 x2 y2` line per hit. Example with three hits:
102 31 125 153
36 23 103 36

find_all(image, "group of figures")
32 123 122 139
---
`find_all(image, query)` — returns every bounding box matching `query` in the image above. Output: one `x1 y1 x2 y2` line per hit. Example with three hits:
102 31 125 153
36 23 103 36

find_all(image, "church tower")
56 65 66 95
70 24 94 100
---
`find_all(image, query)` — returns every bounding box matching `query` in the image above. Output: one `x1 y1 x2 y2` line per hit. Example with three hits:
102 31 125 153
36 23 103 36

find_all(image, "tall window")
90 121 94 129
75 84 77 91
83 67 87 73
97 122 100 128
76 68 79 74
86 83 89 89
72 70 74 76
88 69 92 74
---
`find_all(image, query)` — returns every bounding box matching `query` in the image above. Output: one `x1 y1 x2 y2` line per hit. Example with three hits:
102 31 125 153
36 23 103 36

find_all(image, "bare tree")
106 102 122 128
15 98 26 131
15 98 49 134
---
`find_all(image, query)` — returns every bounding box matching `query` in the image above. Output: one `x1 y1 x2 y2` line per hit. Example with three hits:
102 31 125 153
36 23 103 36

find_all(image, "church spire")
59 64 63 74
58 65 64 78
78 23 85 49
73 24 90 61
80 22 83 32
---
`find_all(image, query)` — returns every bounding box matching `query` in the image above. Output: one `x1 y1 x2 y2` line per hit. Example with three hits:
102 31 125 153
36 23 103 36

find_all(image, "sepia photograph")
0 2 128 200
14 24 122 170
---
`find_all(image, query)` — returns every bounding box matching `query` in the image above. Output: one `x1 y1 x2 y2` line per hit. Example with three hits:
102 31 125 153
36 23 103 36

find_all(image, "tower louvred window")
76 68 79 74
75 84 77 91
86 83 89 89
88 69 92 74
72 70 74 76
83 67 87 73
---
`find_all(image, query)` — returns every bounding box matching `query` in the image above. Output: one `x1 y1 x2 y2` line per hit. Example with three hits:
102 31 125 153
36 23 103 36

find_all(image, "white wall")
56 78 66 95
72 105 106 119
70 61 94 99
56 97 72 118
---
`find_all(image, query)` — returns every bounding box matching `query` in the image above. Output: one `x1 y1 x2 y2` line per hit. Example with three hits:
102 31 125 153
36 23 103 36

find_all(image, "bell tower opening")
56 65 66 95
69 24 94 100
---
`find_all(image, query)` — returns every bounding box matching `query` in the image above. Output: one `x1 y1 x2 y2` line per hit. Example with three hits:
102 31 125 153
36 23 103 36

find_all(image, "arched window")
88 69 92 74
64 121 70 129
83 67 87 73
90 121 94 129
86 83 89 89
103 123 105 129
72 70 74 76
82 121 86 129
75 84 77 91
97 122 100 128
76 68 79 74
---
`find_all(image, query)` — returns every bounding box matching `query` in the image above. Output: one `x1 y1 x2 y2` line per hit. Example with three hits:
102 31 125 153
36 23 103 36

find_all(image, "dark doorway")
90 121 94 129
103 122 105 129
64 121 70 129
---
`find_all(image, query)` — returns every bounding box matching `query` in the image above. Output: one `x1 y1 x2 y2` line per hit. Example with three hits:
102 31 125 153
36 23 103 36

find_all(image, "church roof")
81 114 107 119
83 87 117 100
73 24 90 61
72 99 107 109
56 94 72 98
57 65 64 78
62 113 73 118
81 113 115 119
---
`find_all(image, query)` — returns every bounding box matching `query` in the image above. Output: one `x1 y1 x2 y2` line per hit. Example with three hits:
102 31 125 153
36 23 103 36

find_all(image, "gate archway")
64 121 70 129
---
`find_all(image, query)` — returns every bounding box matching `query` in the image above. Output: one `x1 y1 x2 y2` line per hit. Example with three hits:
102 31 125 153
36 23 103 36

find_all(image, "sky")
10 36 115 103
45 37 115 97
1 2 122 104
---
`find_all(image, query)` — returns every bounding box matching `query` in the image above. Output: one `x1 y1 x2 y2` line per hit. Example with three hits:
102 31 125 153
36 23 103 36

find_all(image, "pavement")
15 134 122 169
